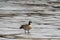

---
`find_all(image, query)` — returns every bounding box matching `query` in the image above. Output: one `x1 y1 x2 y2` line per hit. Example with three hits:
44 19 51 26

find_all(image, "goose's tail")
19 25 24 29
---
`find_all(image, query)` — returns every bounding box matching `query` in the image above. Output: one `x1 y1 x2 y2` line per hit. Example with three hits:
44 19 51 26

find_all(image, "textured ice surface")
0 0 60 40
0 14 60 40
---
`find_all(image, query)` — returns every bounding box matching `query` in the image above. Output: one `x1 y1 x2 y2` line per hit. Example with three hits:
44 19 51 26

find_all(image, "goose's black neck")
28 22 31 25
28 21 31 25
28 21 32 25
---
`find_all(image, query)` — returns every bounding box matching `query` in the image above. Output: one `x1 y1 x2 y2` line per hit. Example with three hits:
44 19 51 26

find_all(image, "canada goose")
19 21 32 34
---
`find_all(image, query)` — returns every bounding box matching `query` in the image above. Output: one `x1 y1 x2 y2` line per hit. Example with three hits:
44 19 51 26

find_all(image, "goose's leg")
25 30 26 34
28 30 30 34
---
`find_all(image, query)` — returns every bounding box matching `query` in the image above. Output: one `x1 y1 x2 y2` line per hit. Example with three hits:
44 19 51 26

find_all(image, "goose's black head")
29 21 32 23
28 21 32 25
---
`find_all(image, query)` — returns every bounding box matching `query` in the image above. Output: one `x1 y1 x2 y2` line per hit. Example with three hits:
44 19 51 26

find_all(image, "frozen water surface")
0 0 60 40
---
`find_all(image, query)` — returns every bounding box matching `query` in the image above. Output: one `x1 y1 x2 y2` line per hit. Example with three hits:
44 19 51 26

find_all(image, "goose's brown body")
22 24 32 30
